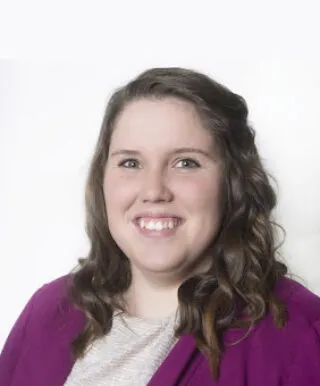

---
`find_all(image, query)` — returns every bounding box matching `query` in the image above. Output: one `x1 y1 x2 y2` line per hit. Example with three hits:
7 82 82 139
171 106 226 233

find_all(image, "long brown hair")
69 67 288 380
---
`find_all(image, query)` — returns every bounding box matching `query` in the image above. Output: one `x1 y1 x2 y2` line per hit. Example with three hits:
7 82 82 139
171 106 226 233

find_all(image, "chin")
133 255 189 276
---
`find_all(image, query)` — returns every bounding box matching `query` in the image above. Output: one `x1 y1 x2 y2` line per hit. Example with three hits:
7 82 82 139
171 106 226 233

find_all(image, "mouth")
132 215 184 237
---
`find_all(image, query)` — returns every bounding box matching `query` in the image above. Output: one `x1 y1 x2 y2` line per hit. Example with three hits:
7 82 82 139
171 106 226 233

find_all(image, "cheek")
174 177 221 212
104 172 138 214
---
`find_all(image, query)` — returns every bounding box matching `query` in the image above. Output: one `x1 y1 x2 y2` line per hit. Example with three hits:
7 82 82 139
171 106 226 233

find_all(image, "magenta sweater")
1 275 320 385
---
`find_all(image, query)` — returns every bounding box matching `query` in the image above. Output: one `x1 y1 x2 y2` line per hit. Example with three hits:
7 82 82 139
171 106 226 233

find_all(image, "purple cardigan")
1 275 320 385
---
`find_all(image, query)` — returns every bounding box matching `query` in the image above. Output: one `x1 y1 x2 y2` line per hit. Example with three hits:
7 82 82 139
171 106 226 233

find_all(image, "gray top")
64 310 179 386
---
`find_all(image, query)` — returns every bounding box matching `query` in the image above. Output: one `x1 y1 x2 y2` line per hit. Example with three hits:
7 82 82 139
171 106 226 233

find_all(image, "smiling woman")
1 67 320 386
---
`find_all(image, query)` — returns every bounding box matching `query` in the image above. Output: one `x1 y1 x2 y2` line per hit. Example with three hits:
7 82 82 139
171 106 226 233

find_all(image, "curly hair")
69 67 288 380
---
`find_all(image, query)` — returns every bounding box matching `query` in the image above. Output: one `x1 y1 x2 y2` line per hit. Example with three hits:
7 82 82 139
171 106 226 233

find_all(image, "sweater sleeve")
0 286 44 385
284 319 320 386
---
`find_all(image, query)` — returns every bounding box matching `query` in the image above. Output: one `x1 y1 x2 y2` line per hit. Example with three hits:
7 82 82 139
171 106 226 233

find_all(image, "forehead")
110 97 214 152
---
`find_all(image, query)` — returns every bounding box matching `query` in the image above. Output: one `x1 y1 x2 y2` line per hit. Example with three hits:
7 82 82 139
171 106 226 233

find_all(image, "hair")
69 67 288 380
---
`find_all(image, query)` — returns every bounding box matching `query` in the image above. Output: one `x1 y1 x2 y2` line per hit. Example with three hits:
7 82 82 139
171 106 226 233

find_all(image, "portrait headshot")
0 2 320 386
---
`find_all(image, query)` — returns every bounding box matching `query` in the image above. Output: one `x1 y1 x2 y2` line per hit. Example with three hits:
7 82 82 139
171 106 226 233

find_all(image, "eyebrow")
110 147 215 159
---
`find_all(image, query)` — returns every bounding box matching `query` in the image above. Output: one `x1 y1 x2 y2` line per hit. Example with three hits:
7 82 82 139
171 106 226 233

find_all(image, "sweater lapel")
147 335 199 386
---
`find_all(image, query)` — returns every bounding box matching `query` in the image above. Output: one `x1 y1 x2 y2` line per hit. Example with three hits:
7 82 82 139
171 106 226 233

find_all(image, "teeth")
138 218 178 231
149 219 156 229
155 221 163 231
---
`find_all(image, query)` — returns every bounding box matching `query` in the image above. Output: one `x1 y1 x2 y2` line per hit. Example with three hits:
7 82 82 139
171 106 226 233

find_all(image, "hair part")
69 67 288 380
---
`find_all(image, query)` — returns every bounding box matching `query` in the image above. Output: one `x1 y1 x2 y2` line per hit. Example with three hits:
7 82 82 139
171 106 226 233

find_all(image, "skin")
103 97 223 318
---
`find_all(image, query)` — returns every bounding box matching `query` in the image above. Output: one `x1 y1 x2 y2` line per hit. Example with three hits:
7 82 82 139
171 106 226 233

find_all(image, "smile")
133 216 183 238
138 218 180 231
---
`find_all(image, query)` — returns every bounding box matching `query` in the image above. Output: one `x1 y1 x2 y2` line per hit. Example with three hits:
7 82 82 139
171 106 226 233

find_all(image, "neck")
123 269 180 320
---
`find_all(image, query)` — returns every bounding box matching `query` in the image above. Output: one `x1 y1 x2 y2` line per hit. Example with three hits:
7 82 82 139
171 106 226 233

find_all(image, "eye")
118 158 140 168
175 158 200 168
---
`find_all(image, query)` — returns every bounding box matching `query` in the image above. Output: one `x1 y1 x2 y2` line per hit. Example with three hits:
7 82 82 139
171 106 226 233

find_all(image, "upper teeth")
139 219 177 230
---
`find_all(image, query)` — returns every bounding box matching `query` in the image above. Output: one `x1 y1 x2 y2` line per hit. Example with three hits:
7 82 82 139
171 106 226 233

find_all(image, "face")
104 98 223 283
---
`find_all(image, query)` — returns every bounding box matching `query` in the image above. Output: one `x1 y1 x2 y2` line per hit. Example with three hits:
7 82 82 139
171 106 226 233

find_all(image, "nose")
140 169 173 203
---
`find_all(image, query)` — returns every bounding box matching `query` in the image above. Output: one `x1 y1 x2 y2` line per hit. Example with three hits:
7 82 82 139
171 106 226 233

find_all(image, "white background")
0 0 319 349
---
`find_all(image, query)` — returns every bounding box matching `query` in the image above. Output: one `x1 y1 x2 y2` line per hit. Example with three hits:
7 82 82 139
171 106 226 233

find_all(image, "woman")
1 67 320 386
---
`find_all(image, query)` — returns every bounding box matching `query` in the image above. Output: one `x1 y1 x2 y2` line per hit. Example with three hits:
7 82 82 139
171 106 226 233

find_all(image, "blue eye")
118 159 140 168
176 158 200 168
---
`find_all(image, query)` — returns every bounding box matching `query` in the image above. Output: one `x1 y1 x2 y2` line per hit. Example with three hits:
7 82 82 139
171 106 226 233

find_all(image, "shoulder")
252 276 320 382
274 276 320 326
12 274 86 342
29 275 73 314
0 275 83 383
271 277 320 384
28 273 86 334
272 276 320 355
224 276 320 347
251 276 320 343
24 274 83 330
219 277 320 384
186 277 320 385
4 274 82 339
